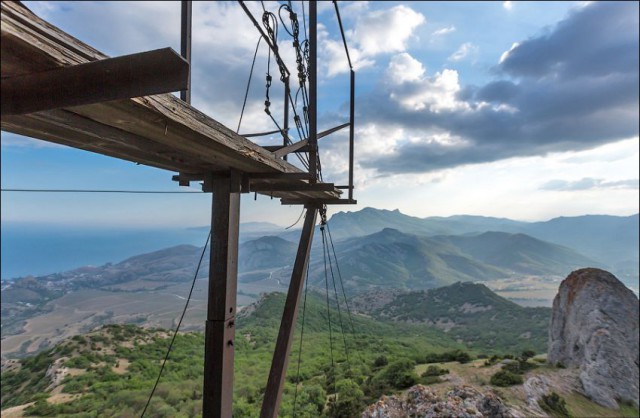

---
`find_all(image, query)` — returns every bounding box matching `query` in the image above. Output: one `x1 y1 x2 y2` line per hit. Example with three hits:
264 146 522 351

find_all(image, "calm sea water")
1 223 210 279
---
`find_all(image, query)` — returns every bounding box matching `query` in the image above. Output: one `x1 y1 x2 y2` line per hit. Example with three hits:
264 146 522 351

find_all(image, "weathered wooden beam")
280 198 357 205
1 48 189 116
249 182 336 192
260 206 319 418
203 173 241 417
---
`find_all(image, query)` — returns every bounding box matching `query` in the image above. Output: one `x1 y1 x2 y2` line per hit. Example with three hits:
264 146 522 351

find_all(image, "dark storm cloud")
360 1 639 174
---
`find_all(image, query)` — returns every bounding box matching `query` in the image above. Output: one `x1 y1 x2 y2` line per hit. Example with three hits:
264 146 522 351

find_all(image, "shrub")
424 349 472 364
373 355 388 368
484 355 501 366
503 359 537 374
490 370 523 387
421 365 448 377
538 392 571 418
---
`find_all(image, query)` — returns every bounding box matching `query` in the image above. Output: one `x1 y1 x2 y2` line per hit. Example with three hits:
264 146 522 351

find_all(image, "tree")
328 379 365 418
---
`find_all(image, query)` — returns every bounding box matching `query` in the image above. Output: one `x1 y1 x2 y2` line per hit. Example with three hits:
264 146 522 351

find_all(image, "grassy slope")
1 293 464 417
372 282 551 354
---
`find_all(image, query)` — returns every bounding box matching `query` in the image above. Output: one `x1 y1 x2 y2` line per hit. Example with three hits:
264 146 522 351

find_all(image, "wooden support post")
260 206 319 418
203 173 241 417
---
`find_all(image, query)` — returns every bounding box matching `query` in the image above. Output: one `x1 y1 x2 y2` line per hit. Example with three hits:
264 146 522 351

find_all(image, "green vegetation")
373 282 550 353
539 392 571 418
424 349 472 364
419 365 449 385
488 350 538 387
3 293 465 417
490 370 523 387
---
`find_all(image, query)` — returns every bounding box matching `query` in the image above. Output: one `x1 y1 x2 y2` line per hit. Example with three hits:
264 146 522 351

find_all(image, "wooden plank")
1 48 189 116
249 182 336 192
280 198 358 205
203 173 240 417
260 207 318 418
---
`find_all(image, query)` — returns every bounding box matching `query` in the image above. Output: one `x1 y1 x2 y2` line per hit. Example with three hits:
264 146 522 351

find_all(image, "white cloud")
387 53 425 83
432 26 456 37
322 4 425 77
352 5 425 56
388 59 470 112
448 42 478 61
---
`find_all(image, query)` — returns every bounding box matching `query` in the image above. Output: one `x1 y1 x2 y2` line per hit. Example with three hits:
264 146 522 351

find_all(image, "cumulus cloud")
321 4 425 76
358 1 639 174
540 178 639 191
386 55 469 112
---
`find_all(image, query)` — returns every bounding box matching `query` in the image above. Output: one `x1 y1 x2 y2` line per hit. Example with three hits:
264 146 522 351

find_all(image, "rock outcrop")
362 385 513 418
548 268 639 409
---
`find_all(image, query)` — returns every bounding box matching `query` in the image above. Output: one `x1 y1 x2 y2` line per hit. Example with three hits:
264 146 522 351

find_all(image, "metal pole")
180 1 192 104
348 69 355 200
283 78 290 161
260 206 319 418
308 0 317 183
202 173 241 417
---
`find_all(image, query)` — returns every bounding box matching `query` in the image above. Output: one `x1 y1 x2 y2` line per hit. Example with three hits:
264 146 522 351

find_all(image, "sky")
1 1 638 228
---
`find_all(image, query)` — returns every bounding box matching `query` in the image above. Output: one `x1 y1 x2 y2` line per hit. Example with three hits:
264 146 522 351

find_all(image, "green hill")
1 292 466 416
352 282 551 354
308 228 598 293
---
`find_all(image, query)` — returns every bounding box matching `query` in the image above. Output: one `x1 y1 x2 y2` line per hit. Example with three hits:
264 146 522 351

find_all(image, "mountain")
309 228 510 291
238 236 296 272
521 214 639 280
308 228 598 293
322 207 450 241
325 208 639 284
352 282 551 354
431 231 598 276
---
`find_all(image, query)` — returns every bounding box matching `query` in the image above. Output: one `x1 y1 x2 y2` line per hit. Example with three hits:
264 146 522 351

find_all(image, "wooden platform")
0 1 344 203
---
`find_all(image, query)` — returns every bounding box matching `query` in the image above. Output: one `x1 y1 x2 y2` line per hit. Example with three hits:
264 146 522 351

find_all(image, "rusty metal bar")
260 206 319 418
1 48 189 116
180 1 192 104
349 69 355 200
202 172 241 417
308 0 318 183
283 78 290 161
237 1 291 78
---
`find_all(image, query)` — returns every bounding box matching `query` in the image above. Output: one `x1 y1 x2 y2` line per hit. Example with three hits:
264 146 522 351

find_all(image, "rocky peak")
548 268 639 409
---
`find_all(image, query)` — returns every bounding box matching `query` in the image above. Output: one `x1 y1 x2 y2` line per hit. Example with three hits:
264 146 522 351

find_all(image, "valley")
2 208 637 360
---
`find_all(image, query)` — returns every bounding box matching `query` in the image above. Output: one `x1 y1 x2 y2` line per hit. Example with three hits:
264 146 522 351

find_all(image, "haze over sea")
1 223 209 279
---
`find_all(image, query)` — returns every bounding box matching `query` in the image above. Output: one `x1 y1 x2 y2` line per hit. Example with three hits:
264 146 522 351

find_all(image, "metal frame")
260 207 319 418
180 1 192 104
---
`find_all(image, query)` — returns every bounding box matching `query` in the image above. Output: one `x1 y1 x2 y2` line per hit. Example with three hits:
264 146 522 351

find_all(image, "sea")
1 223 210 280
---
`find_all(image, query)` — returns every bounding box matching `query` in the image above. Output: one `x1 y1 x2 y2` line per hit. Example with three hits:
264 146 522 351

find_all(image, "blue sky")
1 1 638 227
